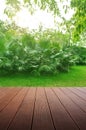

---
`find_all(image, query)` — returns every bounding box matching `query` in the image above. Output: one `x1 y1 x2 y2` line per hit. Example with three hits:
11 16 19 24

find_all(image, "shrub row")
0 39 79 75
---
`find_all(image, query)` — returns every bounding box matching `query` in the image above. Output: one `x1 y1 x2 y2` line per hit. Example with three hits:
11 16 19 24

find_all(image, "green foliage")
0 0 86 77
71 0 86 41
4 0 86 44
5 0 21 18
5 0 59 18
70 45 86 65
0 66 86 87
0 20 86 76
51 46 77 72
21 33 36 49
39 65 53 75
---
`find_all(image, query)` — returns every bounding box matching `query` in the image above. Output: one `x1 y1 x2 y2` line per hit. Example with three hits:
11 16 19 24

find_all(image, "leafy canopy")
71 0 86 40
5 0 86 42
5 0 59 18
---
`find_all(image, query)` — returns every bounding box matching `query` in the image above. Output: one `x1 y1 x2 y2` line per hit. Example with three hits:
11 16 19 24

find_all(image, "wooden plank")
0 88 21 112
0 88 8 93
0 88 14 97
53 88 86 130
69 88 86 101
0 88 11 100
0 88 17 110
0 88 28 130
45 88 78 130
8 88 36 130
32 88 54 130
76 88 86 94
60 88 86 112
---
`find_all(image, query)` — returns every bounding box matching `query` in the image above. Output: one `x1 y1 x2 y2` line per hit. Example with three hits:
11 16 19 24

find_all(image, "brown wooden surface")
0 87 86 130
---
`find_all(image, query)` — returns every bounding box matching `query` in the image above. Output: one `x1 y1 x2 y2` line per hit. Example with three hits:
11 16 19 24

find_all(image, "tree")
5 0 86 43
71 0 86 41
5 0 59 18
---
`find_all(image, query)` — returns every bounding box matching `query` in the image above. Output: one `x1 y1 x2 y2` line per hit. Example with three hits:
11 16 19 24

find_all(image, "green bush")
0 40 78 75
0 21 85 75
70 45 86 65
39 65 53 75
52 48 76 72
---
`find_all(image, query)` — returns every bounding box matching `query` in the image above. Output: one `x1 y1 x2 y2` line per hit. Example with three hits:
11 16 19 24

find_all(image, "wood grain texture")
8 88 36 130
0 88 21 112
0 87 86 130
32 88 54 130
0 88 28 130
52 88 86 130
60 88 86 112
45 88 78 130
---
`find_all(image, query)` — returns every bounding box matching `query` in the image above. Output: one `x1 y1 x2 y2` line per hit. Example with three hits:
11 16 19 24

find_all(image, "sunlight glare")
14 8 56 30
0 0 74 30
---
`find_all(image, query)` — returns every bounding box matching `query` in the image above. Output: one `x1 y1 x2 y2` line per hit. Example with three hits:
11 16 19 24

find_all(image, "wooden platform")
0 87 86 130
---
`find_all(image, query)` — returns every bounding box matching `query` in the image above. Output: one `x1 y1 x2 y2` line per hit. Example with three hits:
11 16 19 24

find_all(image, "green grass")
0 66 86 87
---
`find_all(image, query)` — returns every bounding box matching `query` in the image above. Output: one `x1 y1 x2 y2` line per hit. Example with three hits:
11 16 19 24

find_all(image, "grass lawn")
0 66 86 87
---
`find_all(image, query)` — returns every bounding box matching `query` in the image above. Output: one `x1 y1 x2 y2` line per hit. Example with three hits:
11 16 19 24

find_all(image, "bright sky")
0 0 74 30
